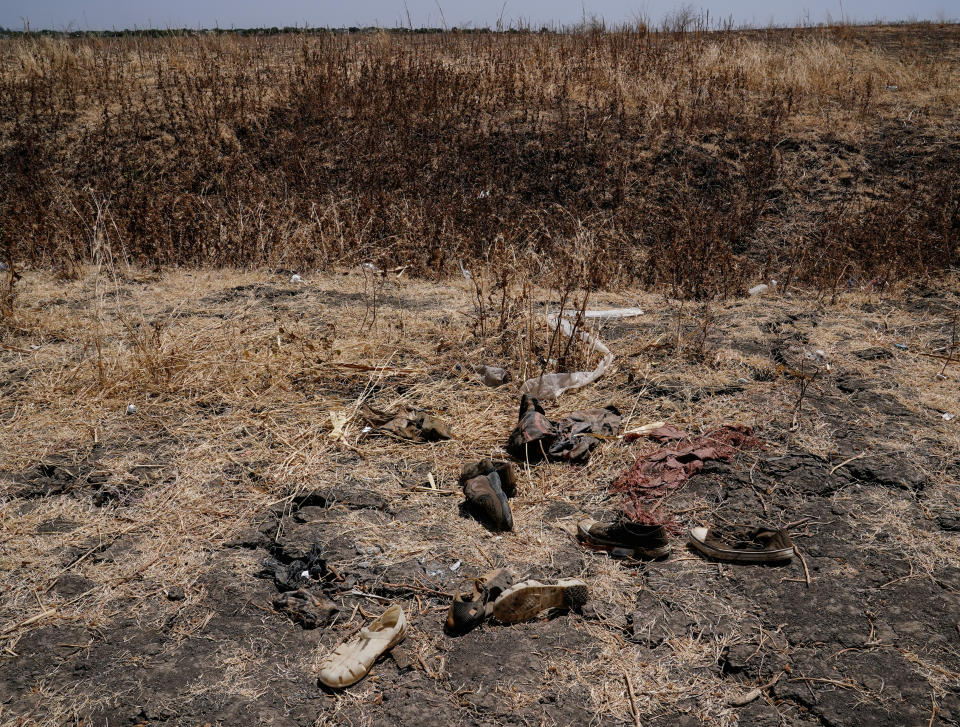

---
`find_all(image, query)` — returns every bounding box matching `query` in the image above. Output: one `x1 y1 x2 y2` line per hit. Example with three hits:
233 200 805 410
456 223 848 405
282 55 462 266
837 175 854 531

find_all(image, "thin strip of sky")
1 0 955 32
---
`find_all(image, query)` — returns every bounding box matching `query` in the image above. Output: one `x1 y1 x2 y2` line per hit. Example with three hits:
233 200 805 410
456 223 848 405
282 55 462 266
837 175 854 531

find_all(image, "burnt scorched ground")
1 271 959 726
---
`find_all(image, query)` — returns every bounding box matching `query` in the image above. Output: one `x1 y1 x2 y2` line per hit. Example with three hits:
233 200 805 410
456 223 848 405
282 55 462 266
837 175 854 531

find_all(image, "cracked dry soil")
1 272 959 726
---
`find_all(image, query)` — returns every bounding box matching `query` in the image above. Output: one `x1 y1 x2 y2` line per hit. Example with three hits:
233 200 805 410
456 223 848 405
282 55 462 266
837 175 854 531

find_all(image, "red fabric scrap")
613 424 761 522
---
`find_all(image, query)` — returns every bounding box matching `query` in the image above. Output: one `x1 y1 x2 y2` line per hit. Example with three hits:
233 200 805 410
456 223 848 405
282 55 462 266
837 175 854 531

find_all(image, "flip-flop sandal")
318 604 407 688
492 578 589 624
689 525 794 563
445 568 514 635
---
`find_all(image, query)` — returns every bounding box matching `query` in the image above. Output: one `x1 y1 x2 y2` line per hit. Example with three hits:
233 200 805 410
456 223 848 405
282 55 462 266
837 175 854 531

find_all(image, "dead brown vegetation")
0 24 958 297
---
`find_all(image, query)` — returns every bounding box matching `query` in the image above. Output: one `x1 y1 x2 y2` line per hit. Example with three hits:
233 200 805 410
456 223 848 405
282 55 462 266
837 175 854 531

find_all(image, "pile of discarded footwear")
306 388 794 693
457 395 624 533
315 570 590 689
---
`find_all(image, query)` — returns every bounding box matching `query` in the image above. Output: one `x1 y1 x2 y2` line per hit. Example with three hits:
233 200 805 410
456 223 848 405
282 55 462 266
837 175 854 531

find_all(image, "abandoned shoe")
689 525 794 563
445 568 515 635
462 470 513 531
318 604 407 689
492 578 589 624
577 517 671 559
506 394 558 463
459 458 518 497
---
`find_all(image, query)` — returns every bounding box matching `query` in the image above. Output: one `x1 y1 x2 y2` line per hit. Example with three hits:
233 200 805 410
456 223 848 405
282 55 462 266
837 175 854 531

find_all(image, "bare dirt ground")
1 268 958 726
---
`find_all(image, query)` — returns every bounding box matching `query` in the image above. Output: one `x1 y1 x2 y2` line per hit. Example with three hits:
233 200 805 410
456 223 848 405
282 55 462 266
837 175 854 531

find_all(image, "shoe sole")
492 579 588 624
577 521 671 560
688 527 794 563
578 537 671 560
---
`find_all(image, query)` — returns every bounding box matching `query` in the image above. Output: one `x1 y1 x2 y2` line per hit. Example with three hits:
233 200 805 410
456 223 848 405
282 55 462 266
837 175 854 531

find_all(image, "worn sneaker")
492 578 589 624
459 459 518 498
445 568 515 635
463 470 513 531
689 525 794 563
577 517 671 559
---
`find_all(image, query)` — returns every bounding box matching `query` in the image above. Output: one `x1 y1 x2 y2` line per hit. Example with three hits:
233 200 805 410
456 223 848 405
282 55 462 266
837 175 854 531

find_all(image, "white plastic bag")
521 307 645 399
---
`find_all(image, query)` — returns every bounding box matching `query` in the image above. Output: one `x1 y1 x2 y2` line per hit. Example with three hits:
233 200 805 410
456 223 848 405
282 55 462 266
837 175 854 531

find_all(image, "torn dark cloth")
506 394 621 464
273 588 339 629
259 543 327 592
360 403 452 442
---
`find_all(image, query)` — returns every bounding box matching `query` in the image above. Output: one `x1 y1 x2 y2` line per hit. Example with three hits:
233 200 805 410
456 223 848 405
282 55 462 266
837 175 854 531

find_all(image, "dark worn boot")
445 568 514 635
506 395 558 463
459 458 518 498
463 471 513 531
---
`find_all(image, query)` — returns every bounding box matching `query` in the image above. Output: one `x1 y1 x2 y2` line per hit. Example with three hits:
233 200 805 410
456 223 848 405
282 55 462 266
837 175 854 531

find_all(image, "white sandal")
318 604 407 688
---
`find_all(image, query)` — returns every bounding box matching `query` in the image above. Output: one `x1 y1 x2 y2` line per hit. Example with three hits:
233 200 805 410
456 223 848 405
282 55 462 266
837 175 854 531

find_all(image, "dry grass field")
1 23 958 292
0 22 959 727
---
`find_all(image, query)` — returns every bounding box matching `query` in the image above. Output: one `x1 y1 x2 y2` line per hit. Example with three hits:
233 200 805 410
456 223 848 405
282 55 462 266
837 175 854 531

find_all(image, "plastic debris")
259 543 326 592
328 410 349 443
126 404 137 415
748 281 777 297
894 343 908 350
289 274 303 283
521 307 645 399
622 421 667 441
943 413 955 421
450 560 462 572
477 365 512 388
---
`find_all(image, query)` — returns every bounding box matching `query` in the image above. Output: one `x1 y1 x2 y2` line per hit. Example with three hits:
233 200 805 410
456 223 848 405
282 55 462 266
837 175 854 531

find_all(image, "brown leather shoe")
463 471 513 531
459 459 518 497
577 517 671 559
492 578 589 624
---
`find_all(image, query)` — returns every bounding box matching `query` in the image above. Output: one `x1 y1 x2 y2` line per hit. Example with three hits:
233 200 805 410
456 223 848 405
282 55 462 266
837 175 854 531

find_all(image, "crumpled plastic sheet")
521 307 645 399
